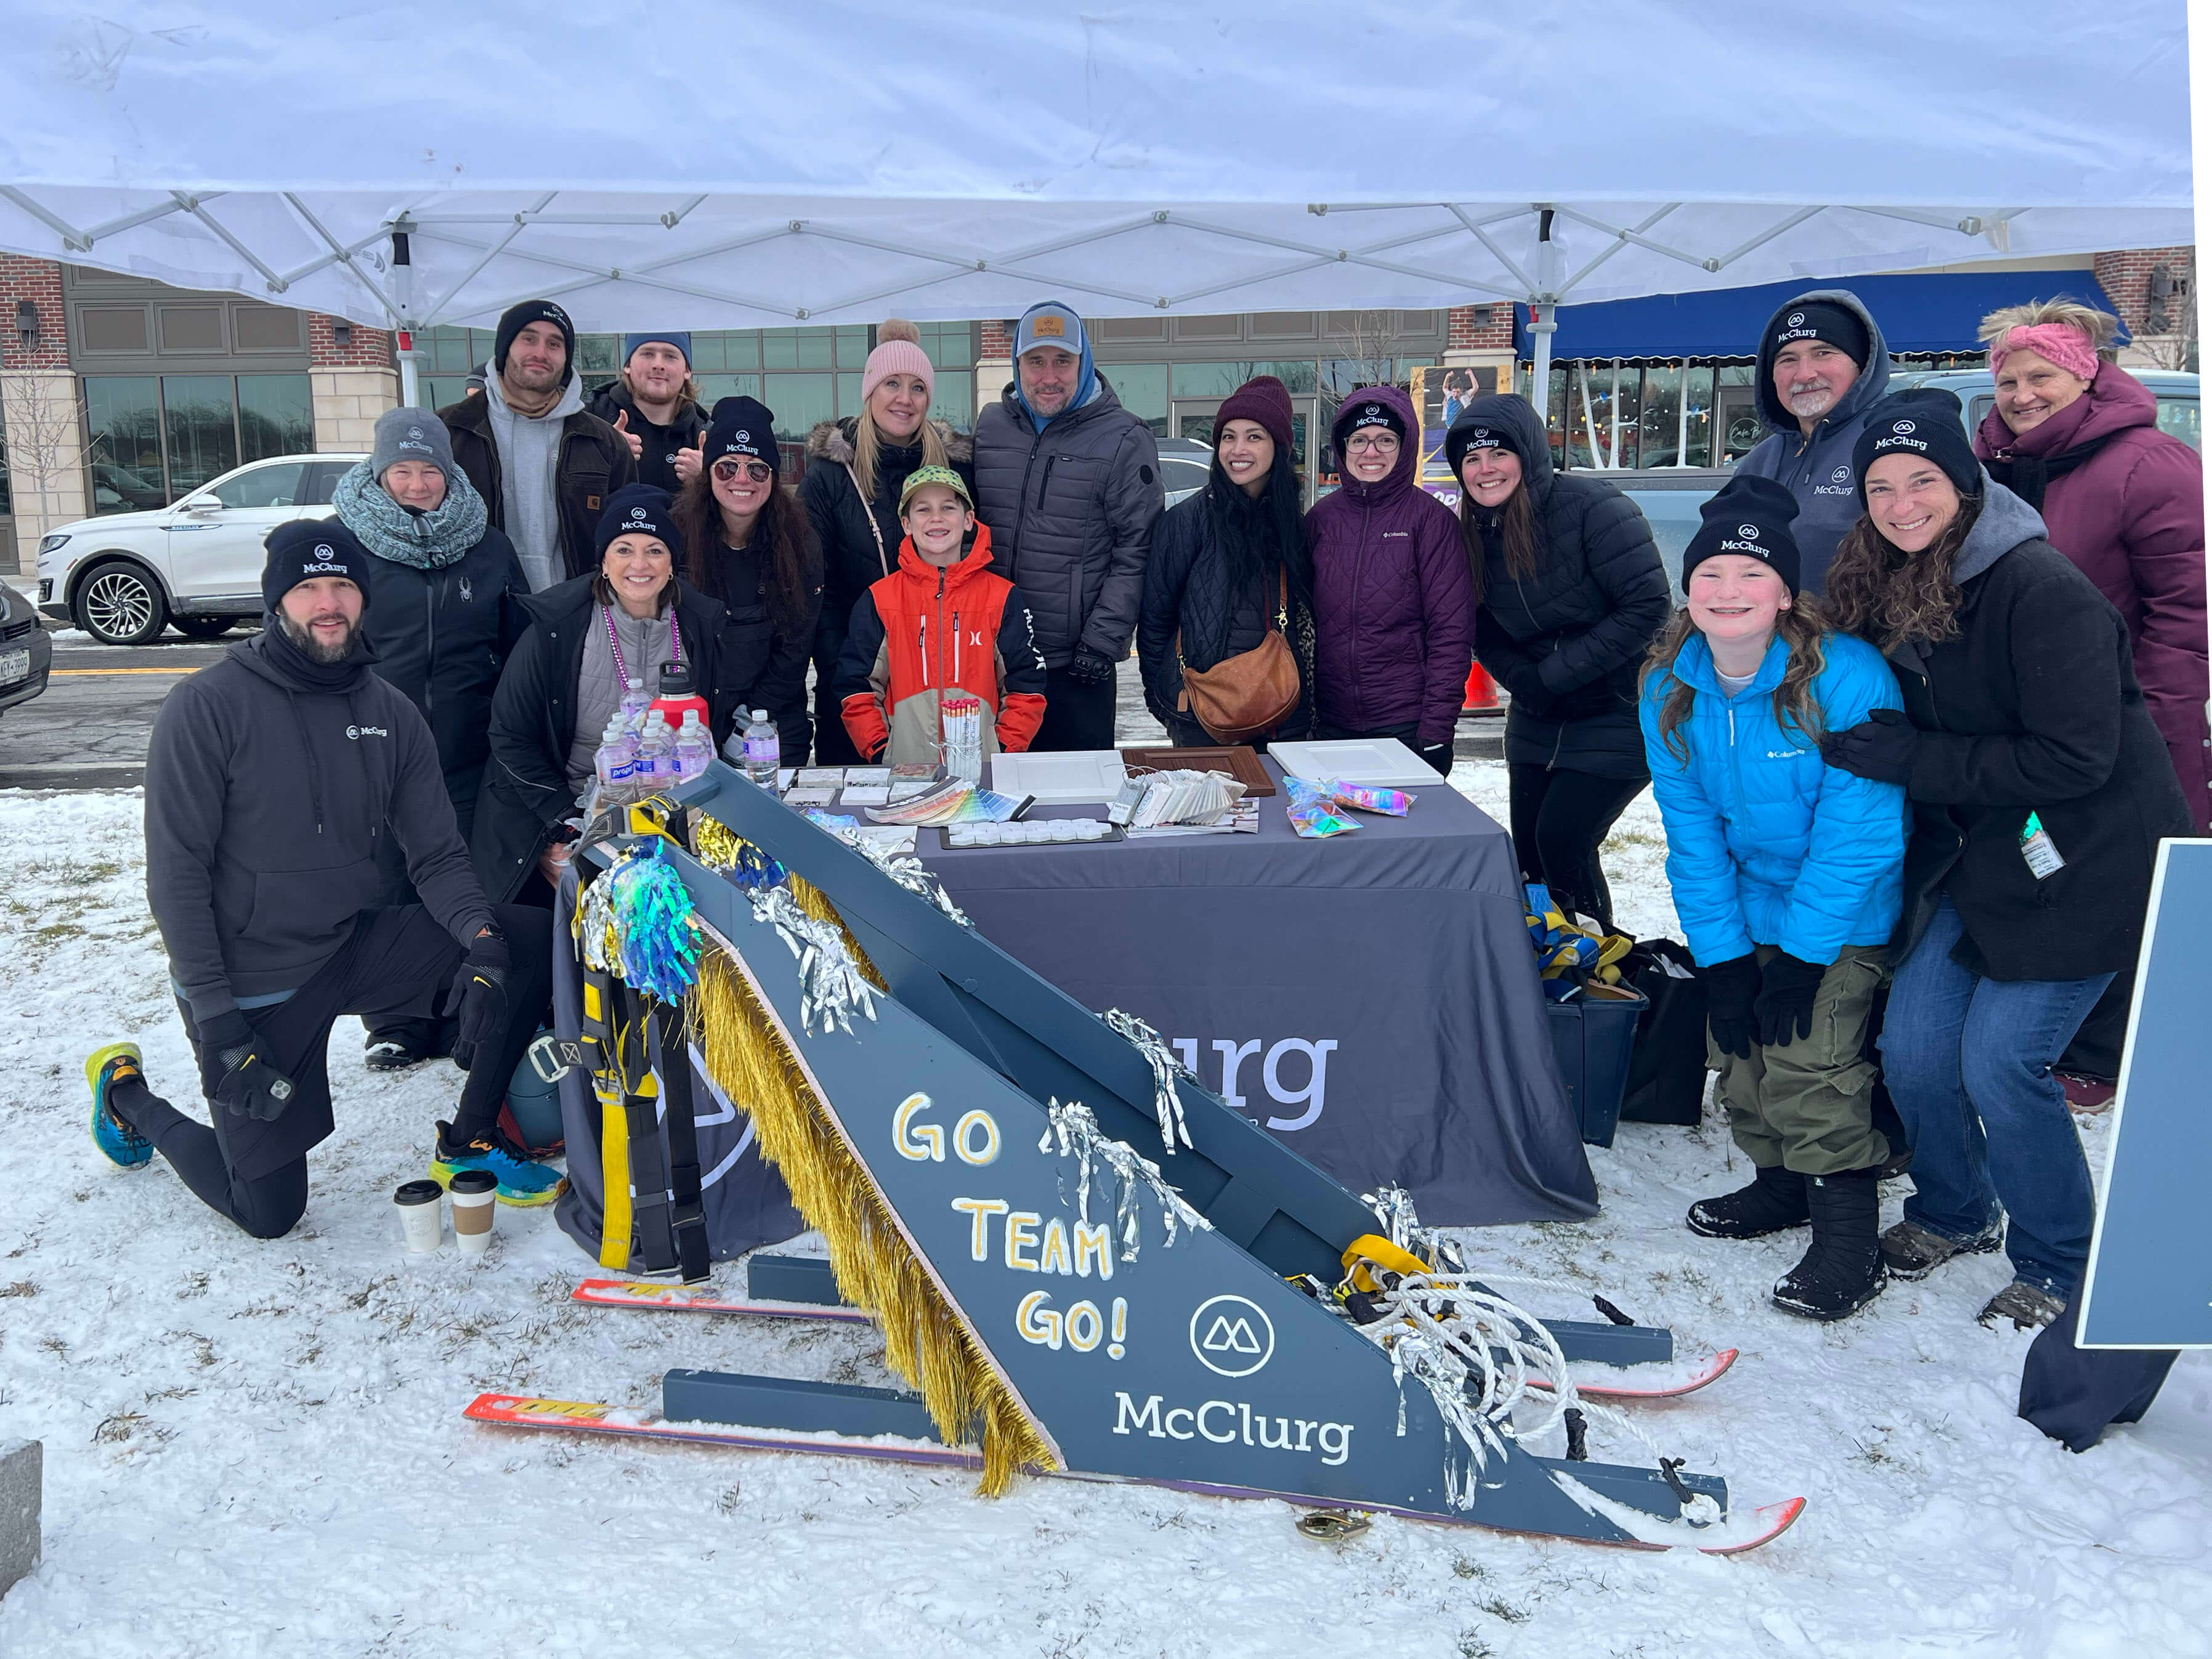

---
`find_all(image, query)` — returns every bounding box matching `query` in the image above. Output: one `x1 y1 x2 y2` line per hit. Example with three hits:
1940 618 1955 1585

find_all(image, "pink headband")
1988 322 2100 384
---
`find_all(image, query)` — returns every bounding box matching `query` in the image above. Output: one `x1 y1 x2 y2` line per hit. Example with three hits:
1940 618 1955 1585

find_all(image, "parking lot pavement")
0 629 237 790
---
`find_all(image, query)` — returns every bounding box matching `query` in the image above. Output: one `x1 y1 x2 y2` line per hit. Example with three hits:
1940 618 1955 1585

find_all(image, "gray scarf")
333 460 489 570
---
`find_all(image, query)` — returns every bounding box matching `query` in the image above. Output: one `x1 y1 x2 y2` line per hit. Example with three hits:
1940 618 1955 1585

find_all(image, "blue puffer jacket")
1640 630 1906 967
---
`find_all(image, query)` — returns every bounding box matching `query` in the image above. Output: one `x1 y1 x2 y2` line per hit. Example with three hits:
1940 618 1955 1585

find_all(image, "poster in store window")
1408 365 1497 506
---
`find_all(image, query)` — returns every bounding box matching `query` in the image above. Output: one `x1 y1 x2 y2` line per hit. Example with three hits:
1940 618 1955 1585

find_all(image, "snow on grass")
2 784 2208 1659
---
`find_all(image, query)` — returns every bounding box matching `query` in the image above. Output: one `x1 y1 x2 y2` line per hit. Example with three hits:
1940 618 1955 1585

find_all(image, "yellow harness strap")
1341 1232 1432 1294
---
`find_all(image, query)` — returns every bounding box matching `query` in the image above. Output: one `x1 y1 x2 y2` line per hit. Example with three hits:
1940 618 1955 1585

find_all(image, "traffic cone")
1462 661 1503 715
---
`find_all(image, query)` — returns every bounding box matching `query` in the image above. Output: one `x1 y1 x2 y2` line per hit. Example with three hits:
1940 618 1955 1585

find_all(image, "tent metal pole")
1677 359 1691 467
1528 302 1556 424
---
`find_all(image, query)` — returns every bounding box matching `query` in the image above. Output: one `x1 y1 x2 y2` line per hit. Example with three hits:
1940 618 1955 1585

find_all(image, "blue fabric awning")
1513 270 2131 362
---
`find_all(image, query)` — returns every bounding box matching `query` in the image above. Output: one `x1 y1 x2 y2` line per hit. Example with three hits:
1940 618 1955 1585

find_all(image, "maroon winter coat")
1975 365 2210 831
1306 386 1473 745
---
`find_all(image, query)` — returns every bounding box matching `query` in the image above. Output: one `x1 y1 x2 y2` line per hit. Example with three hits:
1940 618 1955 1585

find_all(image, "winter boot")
1772 1169 1887 1321
1686 1164 1809 1239
431 1120 567 1208
1980 1280 2068 1331
86 1042 153 1170
1879 1218 2002 1281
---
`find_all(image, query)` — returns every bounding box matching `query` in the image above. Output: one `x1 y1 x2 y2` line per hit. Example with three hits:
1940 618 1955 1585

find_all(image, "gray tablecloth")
918 766 1597 1226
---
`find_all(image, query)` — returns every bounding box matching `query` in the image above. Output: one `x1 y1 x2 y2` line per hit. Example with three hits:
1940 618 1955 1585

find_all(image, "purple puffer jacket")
1975 365 2210 832
1306 386 1473 744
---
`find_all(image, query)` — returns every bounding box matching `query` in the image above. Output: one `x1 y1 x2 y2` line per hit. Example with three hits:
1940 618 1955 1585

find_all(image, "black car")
0 580 54 719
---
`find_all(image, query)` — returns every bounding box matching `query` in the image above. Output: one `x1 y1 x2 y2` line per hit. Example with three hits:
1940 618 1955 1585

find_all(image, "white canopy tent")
0 0 2192 402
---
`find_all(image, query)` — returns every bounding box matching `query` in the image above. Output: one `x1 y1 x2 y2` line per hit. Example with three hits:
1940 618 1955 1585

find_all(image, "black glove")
1818 708 1920 785
1064 650 1119 687
1701 953 1760 1061
199 1008 297 1122
446 930 510 1072
1753 952 1827 1049
1417 740 1455 776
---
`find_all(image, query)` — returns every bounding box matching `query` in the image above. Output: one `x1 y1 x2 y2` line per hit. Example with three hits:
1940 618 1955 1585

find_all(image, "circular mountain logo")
1189 1294 1275 1378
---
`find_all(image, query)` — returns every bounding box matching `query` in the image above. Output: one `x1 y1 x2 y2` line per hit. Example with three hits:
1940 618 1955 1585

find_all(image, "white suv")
35 452 367 645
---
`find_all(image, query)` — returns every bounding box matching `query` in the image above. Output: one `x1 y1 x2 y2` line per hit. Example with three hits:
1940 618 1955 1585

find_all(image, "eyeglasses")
713 459 772 485
1345 432 1399 453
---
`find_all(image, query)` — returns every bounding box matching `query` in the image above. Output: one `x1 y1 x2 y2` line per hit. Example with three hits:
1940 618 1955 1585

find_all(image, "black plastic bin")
1546 984 1650 1148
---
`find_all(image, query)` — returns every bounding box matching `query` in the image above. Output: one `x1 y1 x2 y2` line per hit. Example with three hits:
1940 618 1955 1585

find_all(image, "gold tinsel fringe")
691 940 1056 1496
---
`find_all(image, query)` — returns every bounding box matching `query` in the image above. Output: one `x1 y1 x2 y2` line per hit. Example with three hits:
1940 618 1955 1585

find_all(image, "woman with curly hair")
672 395 824 763
1640 474 1907 1321
1820 391 2192 1331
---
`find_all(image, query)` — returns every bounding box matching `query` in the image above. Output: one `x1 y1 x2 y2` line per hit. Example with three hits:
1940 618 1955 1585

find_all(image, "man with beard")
442 299 635 593
84 521 562 1239
1735 291 1892 595
589 332 708 497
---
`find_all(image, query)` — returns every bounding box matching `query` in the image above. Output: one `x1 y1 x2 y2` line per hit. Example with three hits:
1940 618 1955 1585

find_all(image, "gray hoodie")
484 368 585 593
1735 288 1892 597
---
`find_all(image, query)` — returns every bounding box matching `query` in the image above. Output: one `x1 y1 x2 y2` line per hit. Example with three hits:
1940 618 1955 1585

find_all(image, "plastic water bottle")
673 711 714 782
593 715 637 795
617 677 652 736
742 708 780 786
634 714 675 790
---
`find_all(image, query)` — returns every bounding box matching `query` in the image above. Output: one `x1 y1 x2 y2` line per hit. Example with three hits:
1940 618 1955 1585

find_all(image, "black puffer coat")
697 533 823 764
971 375 1162 669
472 575 728 903
351 524 529 829
1882 484 2192 982
1451 395 1671 780
1135 480 1315 744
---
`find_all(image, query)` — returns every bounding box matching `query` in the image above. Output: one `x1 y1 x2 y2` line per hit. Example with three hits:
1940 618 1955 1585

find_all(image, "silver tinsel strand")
838 829 973 928
750 883 878 1036
1103 1008 1193 1154
1036 1097 1212 1261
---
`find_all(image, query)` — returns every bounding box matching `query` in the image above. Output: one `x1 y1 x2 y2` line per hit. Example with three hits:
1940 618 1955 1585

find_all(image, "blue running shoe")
430 1120 567 1207
86 1042 153 1170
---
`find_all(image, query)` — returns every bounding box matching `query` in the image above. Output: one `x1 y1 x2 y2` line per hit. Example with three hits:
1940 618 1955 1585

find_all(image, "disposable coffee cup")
395 1179 444 1254
448 1169 498 1256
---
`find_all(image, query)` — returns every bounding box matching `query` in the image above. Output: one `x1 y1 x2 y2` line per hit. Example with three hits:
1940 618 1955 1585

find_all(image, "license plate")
0 647 30 688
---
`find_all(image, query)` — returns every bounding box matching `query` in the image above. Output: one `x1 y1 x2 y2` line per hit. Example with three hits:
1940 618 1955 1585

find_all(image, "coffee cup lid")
394 1178 444 1205
448 1169 499 1196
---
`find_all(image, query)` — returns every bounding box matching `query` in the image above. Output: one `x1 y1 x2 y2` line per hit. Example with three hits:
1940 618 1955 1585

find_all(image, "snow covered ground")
2 775 2208 1659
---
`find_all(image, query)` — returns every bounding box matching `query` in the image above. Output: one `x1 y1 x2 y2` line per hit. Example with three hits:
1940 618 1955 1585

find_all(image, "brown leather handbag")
1177 571 1300 742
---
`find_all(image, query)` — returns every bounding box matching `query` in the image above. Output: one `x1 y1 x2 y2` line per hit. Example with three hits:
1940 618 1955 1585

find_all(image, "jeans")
1879 898 2112 1297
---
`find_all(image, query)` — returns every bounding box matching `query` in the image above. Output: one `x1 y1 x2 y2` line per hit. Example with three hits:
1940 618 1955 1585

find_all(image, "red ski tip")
1701 1496 1806 1556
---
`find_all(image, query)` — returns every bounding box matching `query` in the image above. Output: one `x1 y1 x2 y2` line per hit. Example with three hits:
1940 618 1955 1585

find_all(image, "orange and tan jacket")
833 524 1048 766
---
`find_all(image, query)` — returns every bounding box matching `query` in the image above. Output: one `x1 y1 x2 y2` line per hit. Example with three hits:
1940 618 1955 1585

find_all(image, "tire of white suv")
75 558 171 646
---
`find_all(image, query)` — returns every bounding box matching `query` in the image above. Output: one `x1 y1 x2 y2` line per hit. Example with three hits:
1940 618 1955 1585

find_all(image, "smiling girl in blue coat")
1640 476 1908 1321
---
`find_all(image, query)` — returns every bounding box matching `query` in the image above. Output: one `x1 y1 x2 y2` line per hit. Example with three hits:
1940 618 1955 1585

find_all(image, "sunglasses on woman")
713 458 773 485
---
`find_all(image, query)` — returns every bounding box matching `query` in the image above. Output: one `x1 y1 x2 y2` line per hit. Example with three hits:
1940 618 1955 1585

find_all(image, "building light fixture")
15 299 36 348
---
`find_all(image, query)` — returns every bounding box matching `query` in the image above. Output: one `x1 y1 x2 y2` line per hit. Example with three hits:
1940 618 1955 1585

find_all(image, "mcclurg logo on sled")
1111 1392 1356 1466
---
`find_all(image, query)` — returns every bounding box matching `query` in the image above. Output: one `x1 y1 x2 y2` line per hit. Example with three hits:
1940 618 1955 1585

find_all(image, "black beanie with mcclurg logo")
1851 390 1981 500
262 519 371 613
1680 475 1802 594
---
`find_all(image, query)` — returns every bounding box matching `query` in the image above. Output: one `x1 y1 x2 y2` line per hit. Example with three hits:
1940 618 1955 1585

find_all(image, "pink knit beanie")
861 319 935 404
1988 322 2101 386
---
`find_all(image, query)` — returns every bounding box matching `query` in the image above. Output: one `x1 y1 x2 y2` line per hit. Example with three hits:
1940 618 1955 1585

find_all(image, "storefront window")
930 373 974 434
1172 360 1320 398
1565 362 1642 470
1640 364 1683 468
83 373 314 513
1106 363 1169 436
692 373 764 410
238 374 315 461
764 373 835 440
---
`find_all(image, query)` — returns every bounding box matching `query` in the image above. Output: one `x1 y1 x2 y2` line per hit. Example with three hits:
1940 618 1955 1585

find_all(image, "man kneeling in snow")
84 521 563 1236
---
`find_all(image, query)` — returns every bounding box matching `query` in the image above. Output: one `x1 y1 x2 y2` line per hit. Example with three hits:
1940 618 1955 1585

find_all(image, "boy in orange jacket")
836 466 1048 766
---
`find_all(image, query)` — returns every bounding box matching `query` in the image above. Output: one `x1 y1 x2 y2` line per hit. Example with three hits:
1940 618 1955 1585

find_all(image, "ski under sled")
464 1375 1801 1556
518 773 1803 1550
570 1271 1740 1403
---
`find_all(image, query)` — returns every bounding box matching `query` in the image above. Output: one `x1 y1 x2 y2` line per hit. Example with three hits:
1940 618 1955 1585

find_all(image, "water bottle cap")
753 709 769 721
626 678 643 691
